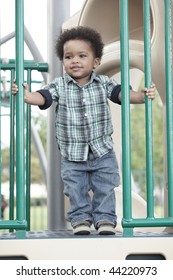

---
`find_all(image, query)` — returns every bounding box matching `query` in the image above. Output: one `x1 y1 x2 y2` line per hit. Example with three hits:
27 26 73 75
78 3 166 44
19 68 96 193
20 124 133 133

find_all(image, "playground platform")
0 230 173 260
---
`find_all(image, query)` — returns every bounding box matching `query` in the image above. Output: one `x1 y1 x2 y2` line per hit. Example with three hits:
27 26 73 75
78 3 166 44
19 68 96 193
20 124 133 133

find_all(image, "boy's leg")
61 157 93 230
89 149 120 233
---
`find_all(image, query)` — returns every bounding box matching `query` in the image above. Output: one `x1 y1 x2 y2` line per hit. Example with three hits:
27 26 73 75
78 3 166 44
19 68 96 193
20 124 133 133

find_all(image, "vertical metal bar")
9 69 15 230
143 0 154 218
26 69 31 231
119 0 133 236
0 68 1 220
15 0 26 238
47 0 70 230
164 0 173 217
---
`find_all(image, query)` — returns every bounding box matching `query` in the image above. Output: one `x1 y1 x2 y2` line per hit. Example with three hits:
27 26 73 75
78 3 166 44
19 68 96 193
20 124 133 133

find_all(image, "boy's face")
63 39 100 85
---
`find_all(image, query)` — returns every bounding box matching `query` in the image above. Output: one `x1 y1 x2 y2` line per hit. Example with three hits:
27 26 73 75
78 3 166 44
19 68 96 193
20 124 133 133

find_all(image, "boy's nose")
72 56 79 63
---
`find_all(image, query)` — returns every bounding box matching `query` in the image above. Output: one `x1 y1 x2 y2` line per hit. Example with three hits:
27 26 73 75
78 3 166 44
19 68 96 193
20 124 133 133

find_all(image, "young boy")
12 26 155 235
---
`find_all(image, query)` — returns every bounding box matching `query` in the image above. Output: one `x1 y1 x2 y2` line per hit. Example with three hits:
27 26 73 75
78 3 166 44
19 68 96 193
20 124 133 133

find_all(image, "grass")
30 205 47 230
3 205 48 231
155 205 164 218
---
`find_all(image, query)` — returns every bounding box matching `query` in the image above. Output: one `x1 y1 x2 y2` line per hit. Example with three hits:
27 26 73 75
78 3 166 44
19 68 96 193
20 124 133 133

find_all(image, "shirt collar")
64 71 100 85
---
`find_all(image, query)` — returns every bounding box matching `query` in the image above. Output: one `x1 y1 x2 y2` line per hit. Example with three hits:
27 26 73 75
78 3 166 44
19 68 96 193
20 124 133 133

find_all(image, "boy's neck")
72 73 93 86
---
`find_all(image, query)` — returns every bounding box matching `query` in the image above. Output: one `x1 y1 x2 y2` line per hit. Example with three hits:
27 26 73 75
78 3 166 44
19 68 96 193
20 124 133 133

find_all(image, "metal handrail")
120 0 173 237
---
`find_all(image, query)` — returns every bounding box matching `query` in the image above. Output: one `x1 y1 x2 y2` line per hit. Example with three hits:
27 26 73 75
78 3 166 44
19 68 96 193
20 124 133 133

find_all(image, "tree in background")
1 113 47 184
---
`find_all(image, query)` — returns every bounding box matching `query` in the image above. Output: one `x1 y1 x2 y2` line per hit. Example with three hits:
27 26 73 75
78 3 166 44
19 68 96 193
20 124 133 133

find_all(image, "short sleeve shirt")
44 72 118 161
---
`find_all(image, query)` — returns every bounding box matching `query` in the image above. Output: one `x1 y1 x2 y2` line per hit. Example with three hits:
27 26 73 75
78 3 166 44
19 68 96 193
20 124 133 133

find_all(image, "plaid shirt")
43 72 119 161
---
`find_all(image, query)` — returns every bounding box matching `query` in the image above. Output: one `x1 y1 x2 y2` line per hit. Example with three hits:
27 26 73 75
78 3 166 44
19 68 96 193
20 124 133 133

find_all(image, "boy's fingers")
22 83 28 90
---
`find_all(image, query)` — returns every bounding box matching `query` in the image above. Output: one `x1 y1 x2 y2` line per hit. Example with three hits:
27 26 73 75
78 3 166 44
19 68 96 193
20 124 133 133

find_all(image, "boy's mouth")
71 66 81 70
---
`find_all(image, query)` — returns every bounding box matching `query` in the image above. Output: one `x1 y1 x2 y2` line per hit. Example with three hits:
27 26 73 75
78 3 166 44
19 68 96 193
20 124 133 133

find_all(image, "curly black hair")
55 26 104 61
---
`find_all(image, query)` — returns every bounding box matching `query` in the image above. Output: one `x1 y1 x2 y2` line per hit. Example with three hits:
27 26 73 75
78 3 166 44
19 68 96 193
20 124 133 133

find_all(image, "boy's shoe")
73 221 91 235
97 222 116 235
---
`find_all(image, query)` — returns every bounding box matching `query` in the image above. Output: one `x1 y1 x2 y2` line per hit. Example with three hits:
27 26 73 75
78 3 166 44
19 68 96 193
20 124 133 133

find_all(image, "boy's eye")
65 55 71 59
80 54 87 58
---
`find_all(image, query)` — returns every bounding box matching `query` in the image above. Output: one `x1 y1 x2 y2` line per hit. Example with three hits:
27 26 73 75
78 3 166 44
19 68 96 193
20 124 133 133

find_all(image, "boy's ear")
93 58 101 69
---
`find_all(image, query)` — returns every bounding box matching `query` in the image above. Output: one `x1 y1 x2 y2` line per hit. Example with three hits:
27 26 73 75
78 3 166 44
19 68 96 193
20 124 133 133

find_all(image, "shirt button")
84 113 88 117
83 98 86 103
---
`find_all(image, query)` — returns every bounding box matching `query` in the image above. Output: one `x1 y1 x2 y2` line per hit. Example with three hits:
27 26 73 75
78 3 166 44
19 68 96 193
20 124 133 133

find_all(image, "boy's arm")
24 88 46 106
12 82 52 109
118 84 156 104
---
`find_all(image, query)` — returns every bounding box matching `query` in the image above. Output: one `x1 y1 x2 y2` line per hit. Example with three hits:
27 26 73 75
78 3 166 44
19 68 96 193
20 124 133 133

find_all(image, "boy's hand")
11 81 46 106
143 83 156 100
22 83 29 95
12 80 18 95
12 80 29 95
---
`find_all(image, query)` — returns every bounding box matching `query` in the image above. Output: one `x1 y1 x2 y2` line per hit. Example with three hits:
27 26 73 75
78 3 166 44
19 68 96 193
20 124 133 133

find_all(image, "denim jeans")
61 149 120 228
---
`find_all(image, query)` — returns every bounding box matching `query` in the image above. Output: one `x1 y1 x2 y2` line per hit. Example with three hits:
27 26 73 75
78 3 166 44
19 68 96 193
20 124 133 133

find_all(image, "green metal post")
119 0 133 236
0 68 1 220
164 0 173 217
26 69 31 231
15 0 26 238
9 69 15 230
143 0 154 218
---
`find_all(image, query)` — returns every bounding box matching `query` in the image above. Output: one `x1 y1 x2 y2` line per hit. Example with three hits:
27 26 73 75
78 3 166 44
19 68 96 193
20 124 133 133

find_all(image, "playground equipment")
0 0 173 259
63 0 173 234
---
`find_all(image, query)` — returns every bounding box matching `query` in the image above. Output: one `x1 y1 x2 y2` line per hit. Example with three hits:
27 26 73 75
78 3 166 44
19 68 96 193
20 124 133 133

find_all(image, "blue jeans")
61 149 120 228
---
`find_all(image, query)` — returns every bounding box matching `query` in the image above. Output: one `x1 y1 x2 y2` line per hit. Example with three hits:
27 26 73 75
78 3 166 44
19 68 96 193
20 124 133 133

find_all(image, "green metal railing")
120 0 173 236
0 61 48 238
0 0 48 238
165 0 173 217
